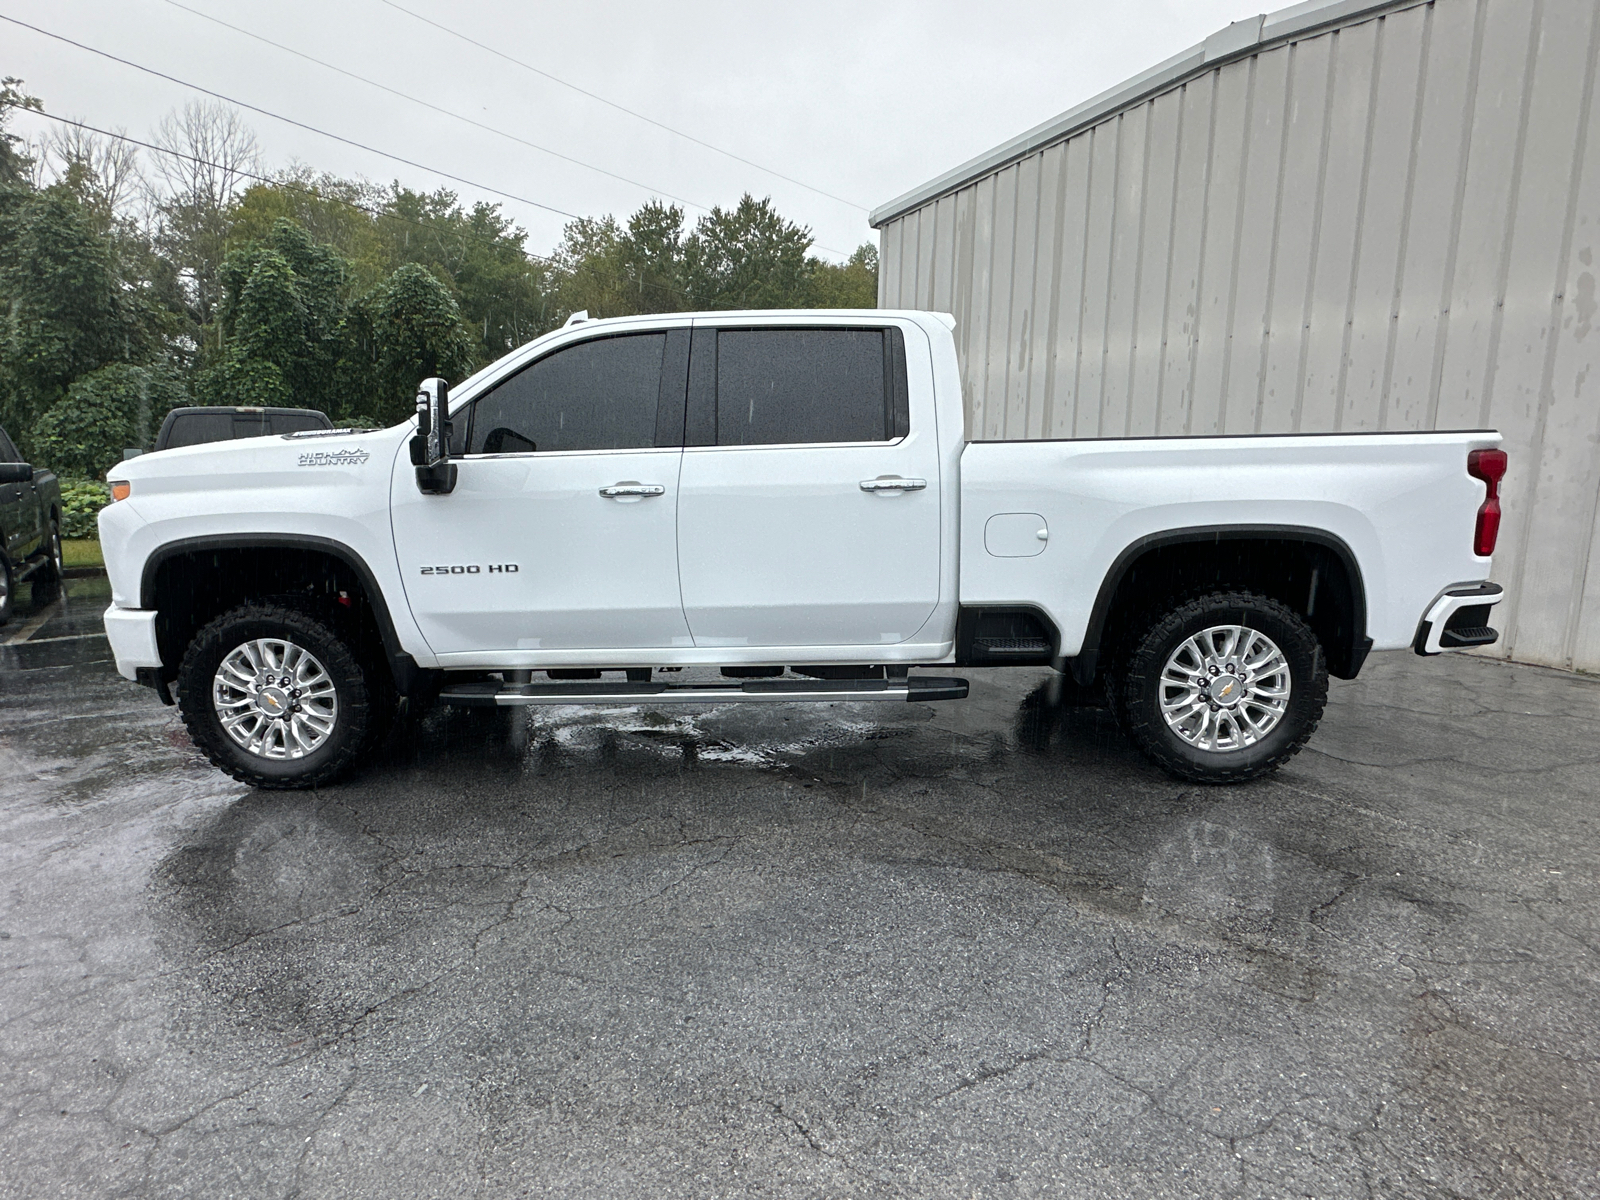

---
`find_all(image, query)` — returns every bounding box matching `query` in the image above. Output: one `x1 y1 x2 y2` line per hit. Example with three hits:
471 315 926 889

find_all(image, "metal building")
872 0 1600 672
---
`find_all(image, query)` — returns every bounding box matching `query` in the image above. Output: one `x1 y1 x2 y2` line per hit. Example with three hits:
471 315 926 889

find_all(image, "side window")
0 427 20 463
468 332 667 454
711 328 907 447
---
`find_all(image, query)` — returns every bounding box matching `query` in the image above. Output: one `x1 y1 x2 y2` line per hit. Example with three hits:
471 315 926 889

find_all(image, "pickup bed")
100 310 1507 788
0 423 64 625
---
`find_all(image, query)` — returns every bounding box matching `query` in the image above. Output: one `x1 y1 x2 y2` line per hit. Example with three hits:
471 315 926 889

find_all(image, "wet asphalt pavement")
1 578 1598 1199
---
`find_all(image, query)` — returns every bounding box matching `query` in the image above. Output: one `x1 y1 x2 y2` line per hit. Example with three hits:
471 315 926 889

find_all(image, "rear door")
391 325 692 656
674 321 941 648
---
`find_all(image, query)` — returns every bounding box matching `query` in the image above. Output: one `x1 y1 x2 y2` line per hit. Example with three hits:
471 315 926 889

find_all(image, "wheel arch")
1071 525 1371 685
139 534 424 694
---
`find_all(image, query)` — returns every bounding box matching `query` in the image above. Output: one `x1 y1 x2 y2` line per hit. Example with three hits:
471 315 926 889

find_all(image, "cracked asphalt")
2 583 1598 1197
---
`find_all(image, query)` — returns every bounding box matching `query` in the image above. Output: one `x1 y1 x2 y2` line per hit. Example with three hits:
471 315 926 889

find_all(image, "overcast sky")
6 0 1255 260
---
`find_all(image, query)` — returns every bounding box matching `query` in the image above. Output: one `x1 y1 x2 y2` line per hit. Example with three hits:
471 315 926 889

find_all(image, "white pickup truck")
99 309 1507 789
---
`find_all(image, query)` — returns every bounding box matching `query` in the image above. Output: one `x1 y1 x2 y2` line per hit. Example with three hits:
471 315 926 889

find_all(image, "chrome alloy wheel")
212 638 339 759
1158 624 1291 753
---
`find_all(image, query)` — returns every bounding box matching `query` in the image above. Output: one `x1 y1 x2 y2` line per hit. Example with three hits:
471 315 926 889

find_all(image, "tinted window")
164 412 237 449
268 412 331 435
469 333 666 454
0 426 20 463
714 329 893 446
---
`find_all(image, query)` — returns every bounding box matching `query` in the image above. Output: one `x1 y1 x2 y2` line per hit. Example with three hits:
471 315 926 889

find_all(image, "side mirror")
0 462 33 484
411 377 457 495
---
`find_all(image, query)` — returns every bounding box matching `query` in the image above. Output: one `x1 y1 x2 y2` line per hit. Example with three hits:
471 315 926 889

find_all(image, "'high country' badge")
298 448 370 467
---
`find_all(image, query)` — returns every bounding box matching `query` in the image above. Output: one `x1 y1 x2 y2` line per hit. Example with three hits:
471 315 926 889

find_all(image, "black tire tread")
1119 590 1327 784
176 602 373 790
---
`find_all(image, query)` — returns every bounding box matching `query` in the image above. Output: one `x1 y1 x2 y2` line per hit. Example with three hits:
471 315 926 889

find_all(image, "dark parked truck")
0 424 64 626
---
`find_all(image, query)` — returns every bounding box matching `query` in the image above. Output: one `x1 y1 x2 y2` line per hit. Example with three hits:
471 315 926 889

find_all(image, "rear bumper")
1413 583 1503 655
103 605 161 681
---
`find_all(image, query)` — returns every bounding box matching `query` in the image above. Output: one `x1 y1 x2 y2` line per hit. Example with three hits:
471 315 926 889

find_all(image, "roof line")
869 0 1421 228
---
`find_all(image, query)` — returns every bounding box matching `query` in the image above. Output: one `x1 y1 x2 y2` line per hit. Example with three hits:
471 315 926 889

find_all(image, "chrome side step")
438 676 970 707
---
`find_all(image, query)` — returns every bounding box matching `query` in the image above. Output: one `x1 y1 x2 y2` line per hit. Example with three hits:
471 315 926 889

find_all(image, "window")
0 426 20 463
468 333 667 455
711 328 908 447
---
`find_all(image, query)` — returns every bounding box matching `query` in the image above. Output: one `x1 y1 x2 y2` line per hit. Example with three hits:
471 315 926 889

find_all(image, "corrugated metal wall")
878 0 1600 672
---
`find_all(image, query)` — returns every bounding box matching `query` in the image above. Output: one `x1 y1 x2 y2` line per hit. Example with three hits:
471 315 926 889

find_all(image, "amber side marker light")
110 481 131 502
1467 448 1507 557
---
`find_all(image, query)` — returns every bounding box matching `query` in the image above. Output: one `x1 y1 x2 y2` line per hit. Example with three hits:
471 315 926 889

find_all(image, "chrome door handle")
598 482 666 498
859 477 927 492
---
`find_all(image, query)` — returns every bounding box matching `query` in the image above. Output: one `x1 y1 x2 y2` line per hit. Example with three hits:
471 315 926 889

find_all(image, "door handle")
599 482 666 498
859 477 927 492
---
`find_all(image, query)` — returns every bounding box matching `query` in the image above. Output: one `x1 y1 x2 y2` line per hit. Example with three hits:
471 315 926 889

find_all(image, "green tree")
808 243 878 309
30 361 186 478
203 219 347 410
345 262 475 425
682 194 815 310
380 186 553 364
0 77 42 186
0 184 148 442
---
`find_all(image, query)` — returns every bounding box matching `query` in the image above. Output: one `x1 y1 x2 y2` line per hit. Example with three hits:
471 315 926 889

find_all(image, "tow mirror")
411 377 457 495
0 462 33 484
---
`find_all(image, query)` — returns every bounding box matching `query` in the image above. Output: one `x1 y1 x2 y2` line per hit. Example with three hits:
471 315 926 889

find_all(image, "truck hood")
107 424 412 494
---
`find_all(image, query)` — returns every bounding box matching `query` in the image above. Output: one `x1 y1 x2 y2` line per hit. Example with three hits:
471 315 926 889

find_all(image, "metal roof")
869 0 1418 229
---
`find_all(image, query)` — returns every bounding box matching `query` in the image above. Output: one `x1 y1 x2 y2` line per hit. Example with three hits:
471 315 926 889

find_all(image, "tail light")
1467 448 1507 557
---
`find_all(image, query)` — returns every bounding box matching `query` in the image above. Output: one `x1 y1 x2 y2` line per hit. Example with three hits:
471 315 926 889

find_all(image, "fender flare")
1070 524 1371 684
139 533 425 693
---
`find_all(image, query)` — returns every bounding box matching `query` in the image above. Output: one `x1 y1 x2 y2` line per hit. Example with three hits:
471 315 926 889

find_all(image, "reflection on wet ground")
1 630 1598 1198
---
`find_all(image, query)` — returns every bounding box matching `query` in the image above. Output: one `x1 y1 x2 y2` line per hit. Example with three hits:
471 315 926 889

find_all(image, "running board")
438 676 970 707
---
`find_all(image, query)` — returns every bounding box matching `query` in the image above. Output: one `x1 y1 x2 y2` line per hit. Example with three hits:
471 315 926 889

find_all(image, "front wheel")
176 602 377 789
1118 591 1327 784
31 518 63 605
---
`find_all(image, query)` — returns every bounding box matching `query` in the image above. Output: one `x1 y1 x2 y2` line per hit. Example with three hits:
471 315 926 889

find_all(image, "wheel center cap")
257 686 290 717
1208 674 1244 706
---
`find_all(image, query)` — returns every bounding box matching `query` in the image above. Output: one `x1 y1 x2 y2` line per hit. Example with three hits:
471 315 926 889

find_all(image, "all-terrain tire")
0 553 14 627
31 517 63 606
176 602 376 789
1118 590 1327 784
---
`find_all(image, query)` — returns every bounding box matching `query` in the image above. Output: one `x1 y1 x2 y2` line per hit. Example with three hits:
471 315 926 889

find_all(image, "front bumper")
103 605 161 681
1413 583 1504 655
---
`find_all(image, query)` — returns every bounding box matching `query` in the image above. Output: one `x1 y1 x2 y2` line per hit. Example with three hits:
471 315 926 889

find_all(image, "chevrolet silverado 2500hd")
98 310 1507 788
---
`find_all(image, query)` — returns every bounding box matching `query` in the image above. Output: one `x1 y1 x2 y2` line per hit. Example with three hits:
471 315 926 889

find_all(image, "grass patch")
63 539 104 569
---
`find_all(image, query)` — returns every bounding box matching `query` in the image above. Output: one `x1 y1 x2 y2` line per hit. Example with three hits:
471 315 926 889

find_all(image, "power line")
0 13 582 222
18 108 568 268
373 0 872 214
156 0 716 219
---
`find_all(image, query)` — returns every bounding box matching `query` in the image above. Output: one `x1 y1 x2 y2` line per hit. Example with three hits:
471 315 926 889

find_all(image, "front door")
0 427 35 564
391 328 691 657
675 323 942 648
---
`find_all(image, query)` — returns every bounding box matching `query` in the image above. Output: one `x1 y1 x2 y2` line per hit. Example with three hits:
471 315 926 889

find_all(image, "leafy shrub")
194 351 292 408
30 362 186 479
59 476 110 539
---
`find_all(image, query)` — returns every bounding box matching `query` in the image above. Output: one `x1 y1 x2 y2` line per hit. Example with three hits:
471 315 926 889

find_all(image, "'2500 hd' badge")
420 564 520 575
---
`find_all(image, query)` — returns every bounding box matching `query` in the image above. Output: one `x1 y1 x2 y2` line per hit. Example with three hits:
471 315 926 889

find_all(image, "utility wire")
157 0 715 218
374 0 872 213
18 108 566 267
0 13 582 221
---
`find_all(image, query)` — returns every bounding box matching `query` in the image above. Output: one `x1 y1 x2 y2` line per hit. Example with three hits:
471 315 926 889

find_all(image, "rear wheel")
1118 591 1326 784
177 602 376 789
